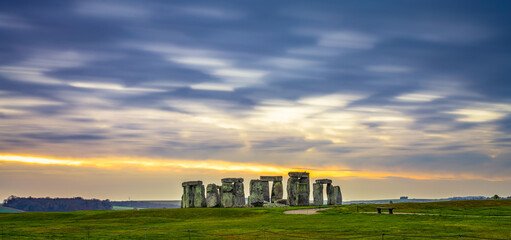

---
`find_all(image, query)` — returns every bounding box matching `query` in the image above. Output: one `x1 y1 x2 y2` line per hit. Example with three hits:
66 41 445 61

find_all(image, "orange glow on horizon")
0 154 508 181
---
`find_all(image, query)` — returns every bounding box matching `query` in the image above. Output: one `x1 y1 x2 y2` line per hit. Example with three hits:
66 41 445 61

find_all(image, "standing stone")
217 185 223 207
221 183 235 208
297 173 310 206
193 184 206 207
335 186 342 205
221 178 244 208
326 183 335 205
313 183 323 205
206 184 220 208
182 181 205 208
297 183 309 206
248 179 264 207
261 180 270 202
271 181 283 203
181 185 192 208
233 181 245 207
287 177 298 206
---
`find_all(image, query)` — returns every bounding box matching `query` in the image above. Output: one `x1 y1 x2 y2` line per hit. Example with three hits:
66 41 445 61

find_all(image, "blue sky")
0 1 510 200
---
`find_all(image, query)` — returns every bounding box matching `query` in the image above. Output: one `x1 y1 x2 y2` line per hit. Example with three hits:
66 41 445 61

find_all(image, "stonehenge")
206 183 220 208
260 176 283 203
220 178 245 208
181 181 206 208
248 179 264 207
181 171 342 208
287 172 310 206
313 179 342 206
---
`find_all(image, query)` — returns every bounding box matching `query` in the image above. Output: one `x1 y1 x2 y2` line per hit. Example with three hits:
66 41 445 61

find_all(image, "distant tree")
3 196 113 212
493 195 500 199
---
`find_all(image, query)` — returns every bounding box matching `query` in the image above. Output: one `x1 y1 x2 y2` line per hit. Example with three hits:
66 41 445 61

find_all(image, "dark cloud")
0 0 510 178
21 133 107 142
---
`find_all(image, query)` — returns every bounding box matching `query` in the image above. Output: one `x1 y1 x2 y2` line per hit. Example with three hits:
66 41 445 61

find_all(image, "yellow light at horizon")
1 154 509 181
0 154 84 166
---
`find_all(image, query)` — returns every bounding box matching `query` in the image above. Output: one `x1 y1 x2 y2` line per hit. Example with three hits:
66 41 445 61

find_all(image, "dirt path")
283 208 333 215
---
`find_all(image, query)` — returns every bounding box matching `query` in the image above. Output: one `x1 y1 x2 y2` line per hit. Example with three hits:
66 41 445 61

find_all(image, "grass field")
0 199 510 239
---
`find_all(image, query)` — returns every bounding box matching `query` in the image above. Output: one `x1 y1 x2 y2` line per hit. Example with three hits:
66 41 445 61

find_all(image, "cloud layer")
1 0 510 192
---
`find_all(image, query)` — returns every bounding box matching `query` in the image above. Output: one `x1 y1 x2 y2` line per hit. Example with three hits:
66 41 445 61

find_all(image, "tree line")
2 196 113 212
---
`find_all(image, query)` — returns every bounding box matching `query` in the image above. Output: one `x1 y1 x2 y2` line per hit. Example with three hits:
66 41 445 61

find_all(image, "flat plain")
0 199 510 239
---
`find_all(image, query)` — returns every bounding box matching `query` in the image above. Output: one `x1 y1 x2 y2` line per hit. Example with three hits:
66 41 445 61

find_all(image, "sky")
1 1 510 201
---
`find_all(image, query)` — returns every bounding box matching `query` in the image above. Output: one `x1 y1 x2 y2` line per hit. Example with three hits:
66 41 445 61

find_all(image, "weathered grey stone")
221 178 243 184
326 183 335 205
286 177 298 206
193 184 206 207
260 176 283 181
335 186 342 205
271 181 283 203
182 180 202 187
261 180 270 202
313 183 323 205
315 179 332 184
221 183 235 208
181 186 192 208
288 172 309 178
297 174 310 206
297 183 309 206
248 179 264 207
206 184 220 208
217 186 223 207
233 182 245 207
182 181 206 208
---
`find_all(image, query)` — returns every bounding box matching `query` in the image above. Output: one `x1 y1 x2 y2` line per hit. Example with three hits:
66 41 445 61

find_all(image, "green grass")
340 199 511 216
0 200 510 239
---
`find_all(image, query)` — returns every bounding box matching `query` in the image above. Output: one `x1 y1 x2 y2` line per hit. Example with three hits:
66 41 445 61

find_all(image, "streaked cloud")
169 56 230 67
447 109 506 122
318 31 377 49
396 93 443 102
367 65 412 73
76 2 149 19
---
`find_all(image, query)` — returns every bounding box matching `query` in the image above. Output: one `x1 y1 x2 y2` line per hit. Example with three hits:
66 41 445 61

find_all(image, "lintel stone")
315 179 332 184
260 176 283 181
288 172 309 178
221 178 244 184
182 181 202 187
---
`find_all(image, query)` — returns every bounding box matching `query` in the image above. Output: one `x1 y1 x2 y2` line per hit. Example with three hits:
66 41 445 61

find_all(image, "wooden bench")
376 207 394 214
